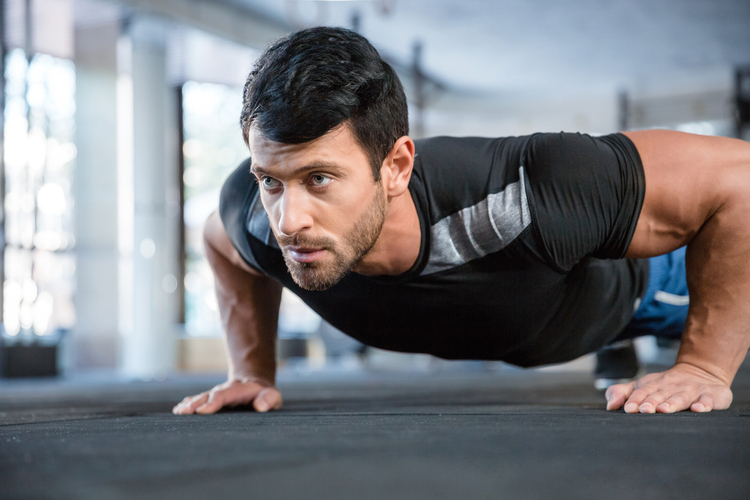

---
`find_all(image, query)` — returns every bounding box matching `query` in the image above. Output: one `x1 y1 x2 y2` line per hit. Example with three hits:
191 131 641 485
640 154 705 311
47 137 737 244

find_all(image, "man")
173 27 750 416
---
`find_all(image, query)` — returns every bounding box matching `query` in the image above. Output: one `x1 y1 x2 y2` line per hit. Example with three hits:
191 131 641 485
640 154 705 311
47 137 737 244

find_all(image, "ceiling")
234 0 750 97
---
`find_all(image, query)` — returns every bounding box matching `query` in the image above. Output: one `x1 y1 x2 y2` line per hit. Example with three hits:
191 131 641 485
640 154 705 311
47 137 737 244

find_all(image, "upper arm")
216 157 270 275
623 130 750 258
203 209 283 319
523 132 642 271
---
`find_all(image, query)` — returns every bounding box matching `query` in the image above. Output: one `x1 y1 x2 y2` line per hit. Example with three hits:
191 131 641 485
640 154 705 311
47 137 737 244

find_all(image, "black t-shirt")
220 132 649 367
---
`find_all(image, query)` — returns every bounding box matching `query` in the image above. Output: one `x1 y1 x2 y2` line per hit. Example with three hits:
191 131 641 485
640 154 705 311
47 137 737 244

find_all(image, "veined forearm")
218 277 282 383
678 222 750 386
204 210 283 385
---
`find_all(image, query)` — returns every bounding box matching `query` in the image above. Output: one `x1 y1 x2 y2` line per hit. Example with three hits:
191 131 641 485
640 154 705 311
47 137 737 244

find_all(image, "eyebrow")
251 161 346 177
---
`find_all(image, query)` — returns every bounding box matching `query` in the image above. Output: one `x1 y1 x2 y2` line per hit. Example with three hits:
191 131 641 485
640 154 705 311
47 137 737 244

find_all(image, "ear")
380 136 415 197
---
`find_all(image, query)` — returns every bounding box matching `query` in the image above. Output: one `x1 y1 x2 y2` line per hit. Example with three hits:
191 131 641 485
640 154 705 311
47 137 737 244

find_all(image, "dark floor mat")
1 367 749 500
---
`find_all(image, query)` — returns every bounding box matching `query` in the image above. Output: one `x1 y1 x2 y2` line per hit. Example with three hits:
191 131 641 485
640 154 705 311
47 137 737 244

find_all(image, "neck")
352 188 421 277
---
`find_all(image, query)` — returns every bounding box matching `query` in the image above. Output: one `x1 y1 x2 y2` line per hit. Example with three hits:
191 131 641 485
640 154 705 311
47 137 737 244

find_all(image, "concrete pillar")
72 20 121 371
119 15 180 378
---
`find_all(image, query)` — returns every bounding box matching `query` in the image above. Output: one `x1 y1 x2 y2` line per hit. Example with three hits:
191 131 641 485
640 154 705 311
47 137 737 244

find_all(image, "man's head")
240 26 409 181
249 126 388 291
242 27 414 291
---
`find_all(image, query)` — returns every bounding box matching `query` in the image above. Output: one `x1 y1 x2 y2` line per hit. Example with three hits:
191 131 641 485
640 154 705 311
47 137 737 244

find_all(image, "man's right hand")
172 378 283 415
175 211 283 417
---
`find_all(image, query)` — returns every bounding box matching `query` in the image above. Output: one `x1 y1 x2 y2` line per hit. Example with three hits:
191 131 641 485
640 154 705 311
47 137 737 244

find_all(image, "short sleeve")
522 132 645 272
218 157 265 273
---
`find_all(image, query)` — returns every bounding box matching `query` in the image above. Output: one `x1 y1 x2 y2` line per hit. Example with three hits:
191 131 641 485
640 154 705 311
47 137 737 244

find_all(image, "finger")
623 387 656 413
656 393 690 413
710 387 733 410
253 387 283 413
196 382 268 414
605 382 635 411
691 394 714 413
173 393 208 415
638 391 671 414
196 391 227 414
172 397 192 414
173 397 194 414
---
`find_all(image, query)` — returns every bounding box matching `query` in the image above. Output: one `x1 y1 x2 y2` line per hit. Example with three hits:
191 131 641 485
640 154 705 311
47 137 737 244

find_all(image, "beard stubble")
274 184 386 291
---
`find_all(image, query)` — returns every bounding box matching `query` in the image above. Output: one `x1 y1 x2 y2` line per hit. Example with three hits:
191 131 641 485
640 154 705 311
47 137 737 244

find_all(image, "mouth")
286 246 327 264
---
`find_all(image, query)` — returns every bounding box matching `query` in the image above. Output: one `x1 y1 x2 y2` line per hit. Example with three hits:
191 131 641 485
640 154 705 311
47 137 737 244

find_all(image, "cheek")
309 201 347 232
319 191 371 227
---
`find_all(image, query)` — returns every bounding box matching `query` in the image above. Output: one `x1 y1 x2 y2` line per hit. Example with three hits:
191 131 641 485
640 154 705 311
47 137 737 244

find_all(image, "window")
3 49 76 341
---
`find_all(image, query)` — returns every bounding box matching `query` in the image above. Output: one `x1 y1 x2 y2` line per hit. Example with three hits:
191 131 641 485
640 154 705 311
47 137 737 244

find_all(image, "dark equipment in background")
0 329 66 378
0 342 58 378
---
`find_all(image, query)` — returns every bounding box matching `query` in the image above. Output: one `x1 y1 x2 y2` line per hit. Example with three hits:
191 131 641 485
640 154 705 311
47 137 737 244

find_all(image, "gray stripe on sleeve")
422 167 531 275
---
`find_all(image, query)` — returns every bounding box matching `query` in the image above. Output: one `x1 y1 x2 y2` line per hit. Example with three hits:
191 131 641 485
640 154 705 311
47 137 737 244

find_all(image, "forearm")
218 274 282 383
677 217 750 386
203 213 283 384
173 273 283 415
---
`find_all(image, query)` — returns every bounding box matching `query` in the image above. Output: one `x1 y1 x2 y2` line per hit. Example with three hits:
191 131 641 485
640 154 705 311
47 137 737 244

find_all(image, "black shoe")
594 340 642 391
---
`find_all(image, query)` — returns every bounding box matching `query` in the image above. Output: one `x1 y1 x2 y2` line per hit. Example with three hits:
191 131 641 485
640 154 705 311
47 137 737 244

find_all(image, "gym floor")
2 361 749 500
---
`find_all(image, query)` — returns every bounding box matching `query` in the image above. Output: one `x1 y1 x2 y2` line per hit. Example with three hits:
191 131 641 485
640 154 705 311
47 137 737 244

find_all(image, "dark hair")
240 27 409 181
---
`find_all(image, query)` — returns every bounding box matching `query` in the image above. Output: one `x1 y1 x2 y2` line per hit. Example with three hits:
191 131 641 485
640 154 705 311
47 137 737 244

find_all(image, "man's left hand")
605 362 733 413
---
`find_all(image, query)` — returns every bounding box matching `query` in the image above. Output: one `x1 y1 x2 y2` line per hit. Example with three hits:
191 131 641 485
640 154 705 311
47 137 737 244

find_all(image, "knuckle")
207 390 223 404
699 394 715 404
608 383 628 395
655 389 672 399
190 395 208 408
669 394 686 406
630 388 650 400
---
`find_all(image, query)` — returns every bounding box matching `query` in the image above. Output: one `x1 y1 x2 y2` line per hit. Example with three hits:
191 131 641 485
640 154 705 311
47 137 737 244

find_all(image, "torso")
220 133 650 366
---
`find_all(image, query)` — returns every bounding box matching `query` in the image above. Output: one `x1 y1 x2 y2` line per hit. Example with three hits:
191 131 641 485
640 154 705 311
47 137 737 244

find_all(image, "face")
248 125 386 291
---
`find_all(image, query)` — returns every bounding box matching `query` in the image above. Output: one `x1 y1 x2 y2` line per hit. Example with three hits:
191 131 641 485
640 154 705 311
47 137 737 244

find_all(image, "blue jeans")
615 247 689 342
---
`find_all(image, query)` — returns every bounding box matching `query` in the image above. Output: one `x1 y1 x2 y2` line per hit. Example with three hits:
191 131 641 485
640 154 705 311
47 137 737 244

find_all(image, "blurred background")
1 0 749 379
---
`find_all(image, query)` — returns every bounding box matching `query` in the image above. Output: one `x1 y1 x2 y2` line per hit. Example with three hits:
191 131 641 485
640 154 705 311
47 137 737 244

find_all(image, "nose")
277 186 313 237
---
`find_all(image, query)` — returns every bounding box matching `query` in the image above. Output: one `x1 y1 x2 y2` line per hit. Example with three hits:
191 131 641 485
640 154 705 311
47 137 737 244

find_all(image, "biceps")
623 130 748 257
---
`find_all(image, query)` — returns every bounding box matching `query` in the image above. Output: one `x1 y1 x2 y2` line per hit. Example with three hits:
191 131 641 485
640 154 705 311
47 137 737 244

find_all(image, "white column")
72 20 121 371
119 16 180 378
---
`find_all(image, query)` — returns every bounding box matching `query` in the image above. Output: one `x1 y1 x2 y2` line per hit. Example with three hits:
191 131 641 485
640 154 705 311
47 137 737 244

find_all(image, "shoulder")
220 157 257 238
218 158 277 272
522 132 646 268
414 135 531 222
524 132 634 171
414 136 536 275
220 157 255 207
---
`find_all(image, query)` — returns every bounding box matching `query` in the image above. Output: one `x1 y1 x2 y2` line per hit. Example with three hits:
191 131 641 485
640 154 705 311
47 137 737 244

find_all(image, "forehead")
248 124 369 174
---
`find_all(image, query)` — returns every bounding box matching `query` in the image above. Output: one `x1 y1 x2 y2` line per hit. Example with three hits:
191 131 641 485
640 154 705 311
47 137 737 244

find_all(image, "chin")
286 260 350 292
290 271 345 292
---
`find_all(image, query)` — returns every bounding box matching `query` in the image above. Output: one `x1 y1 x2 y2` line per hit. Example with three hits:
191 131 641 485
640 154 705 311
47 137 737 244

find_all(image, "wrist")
672 358 731 386
228 361 276 386
227 342 276 378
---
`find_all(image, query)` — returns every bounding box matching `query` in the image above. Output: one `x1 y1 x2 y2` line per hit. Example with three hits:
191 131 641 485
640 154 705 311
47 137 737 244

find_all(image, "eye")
310 174 332 187
260 176 280 190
